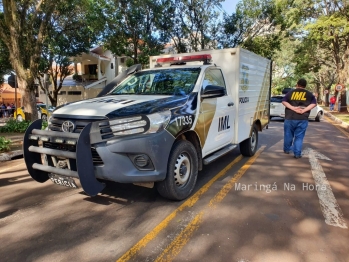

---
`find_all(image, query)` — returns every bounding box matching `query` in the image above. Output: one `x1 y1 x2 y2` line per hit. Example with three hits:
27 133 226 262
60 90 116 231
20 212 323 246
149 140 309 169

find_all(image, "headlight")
109 116 147 136
108 111 171 137
145 111 171 134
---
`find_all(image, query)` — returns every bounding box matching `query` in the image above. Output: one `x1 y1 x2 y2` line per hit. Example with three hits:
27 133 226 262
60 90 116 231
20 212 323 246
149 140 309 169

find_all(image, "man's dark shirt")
282 88 316 120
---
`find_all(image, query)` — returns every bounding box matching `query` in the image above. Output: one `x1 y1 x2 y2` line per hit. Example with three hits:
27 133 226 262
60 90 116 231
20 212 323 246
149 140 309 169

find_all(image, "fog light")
29 135 39 140
40 136 50 142
54 138 64 143
66 140 77 145
134 155 149 168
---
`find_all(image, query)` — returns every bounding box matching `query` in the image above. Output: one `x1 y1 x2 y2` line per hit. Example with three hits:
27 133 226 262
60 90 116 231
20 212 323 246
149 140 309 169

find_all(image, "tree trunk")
18 78 38 121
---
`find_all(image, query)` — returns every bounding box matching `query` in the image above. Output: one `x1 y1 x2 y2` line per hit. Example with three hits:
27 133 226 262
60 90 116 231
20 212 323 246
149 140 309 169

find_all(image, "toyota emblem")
62 121 75 133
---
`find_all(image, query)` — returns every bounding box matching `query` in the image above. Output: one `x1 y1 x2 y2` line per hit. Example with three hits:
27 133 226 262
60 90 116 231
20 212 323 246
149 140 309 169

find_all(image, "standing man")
282 79 317 159
329 95 336 111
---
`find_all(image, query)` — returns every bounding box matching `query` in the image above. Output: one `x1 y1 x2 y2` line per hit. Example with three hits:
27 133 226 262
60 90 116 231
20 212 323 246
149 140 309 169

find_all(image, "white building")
39 46 129 106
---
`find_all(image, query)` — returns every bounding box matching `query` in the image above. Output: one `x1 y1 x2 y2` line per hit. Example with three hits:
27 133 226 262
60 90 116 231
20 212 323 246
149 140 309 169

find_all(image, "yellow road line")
324 115 349 139
154 146 266 262
154 211 204 262
116 154 244 262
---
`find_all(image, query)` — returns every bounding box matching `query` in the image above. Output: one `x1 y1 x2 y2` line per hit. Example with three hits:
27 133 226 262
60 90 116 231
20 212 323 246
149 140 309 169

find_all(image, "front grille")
50 117 110 133
43 142 104 166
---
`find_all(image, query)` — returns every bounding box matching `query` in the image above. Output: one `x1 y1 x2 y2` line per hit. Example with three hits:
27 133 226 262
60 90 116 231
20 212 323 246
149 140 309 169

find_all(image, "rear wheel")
315 111 322 122
156 140 198 201
240 124 258 156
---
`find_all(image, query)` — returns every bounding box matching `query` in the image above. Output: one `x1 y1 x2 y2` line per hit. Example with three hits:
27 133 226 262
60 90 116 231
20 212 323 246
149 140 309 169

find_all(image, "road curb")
0 150 23 162
324 110 349 131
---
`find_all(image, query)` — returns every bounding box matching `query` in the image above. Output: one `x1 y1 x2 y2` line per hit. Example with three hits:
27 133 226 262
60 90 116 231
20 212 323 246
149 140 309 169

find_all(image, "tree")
279 0 349 86
101 0 164 66
0 0 65 121
234 0 283 58
155 0 190 53
0 39 11 84
37 0 103 107
178 0 224 51
292 37 337 105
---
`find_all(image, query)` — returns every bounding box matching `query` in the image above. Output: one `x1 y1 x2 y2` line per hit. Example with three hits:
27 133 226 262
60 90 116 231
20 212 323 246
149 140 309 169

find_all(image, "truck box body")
150 48 271 146
23 48 271 200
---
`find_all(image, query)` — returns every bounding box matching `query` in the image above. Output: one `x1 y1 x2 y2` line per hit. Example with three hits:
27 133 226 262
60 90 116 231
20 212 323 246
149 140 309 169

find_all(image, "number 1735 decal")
174 115 193 126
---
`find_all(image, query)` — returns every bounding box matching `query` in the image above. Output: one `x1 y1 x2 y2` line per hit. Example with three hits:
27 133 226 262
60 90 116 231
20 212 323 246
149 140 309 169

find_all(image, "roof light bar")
156 54 212 64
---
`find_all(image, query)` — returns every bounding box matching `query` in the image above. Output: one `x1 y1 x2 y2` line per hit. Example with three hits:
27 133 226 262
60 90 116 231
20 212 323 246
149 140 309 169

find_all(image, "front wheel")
240 124 258 156
156 140 198 201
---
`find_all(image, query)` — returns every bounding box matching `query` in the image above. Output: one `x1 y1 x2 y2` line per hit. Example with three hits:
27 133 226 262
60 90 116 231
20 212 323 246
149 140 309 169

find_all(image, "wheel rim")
250 130 257 152
17 115 23 122
42 114 47 121
318 112 322 119
174 152 191 187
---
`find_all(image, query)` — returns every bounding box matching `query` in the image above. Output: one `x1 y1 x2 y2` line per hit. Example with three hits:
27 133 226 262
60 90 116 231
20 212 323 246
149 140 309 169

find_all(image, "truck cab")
23 48 271 201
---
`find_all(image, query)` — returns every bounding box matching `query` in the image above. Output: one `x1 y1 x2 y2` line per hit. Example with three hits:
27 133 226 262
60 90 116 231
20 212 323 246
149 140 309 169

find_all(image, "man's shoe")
294 155 302 159
284 151 290 154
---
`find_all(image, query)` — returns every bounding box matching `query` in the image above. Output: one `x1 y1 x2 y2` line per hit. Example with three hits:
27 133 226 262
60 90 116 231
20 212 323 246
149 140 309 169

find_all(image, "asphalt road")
0 116 348 262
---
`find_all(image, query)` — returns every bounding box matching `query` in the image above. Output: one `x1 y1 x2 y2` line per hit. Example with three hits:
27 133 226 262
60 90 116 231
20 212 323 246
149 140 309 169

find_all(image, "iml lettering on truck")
290 92 306 101
218 115 230 132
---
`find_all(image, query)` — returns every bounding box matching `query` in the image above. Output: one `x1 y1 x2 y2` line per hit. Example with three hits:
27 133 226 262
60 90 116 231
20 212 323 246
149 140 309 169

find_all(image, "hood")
52 94 190 119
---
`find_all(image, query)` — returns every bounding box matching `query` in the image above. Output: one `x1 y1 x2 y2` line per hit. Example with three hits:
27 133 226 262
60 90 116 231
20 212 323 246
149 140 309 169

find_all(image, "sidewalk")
323 109 349 131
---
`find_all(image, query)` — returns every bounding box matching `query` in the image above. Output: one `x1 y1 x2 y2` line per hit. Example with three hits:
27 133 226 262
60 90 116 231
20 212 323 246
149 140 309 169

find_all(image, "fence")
0 108 16 118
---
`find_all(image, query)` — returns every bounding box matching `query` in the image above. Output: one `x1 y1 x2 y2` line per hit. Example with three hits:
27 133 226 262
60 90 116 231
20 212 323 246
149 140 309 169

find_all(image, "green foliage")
0 39 11 84
0 119 31 133
126 58 135 67
0 136 11 152
103 0 164 65
42 121 48 130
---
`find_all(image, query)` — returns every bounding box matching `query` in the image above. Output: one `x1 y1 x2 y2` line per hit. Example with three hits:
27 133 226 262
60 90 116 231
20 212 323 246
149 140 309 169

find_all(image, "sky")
221 0 240 15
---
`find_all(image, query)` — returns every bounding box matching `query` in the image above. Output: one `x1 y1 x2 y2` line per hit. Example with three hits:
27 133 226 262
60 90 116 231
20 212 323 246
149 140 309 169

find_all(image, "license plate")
48 174 78 188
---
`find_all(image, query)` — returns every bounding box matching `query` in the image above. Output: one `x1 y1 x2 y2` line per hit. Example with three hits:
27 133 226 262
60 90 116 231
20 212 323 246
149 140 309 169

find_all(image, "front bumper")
24 119 175 196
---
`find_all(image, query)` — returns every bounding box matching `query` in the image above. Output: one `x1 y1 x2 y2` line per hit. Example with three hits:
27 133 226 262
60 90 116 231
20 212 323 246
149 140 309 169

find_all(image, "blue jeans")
284 119 308 157
330 103 335 111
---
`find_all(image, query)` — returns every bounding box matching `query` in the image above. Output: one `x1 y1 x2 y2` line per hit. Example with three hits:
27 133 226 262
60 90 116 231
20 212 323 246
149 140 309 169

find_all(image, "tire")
156 140 198 201
17 115 23 122
240 124 258 156
41 114 47 121
315 111 322 122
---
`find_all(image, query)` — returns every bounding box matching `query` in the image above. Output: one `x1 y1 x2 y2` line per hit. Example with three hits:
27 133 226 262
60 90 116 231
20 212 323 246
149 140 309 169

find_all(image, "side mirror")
201 85 226 99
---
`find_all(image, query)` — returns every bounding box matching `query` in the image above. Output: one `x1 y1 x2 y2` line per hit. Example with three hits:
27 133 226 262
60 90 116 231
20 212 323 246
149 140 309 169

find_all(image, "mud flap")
76 123 105 196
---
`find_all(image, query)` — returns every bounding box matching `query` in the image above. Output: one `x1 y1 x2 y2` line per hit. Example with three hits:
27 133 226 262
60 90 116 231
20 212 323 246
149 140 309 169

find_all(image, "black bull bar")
23 119 105 196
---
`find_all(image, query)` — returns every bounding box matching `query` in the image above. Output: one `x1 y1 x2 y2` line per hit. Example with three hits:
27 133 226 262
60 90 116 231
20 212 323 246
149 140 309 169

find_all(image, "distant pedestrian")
7 104 12 116
282 79 317 159
329 96 336 111
1 104 6 117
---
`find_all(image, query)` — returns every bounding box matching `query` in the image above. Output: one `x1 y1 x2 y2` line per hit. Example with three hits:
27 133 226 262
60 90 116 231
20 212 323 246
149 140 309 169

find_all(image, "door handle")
228 102 234 107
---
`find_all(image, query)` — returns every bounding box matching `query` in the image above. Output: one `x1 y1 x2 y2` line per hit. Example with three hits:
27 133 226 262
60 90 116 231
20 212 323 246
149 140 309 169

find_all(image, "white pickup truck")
23 48 271 200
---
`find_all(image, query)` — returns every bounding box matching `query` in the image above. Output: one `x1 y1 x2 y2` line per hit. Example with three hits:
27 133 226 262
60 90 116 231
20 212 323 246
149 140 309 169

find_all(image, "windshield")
110 68 201 96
